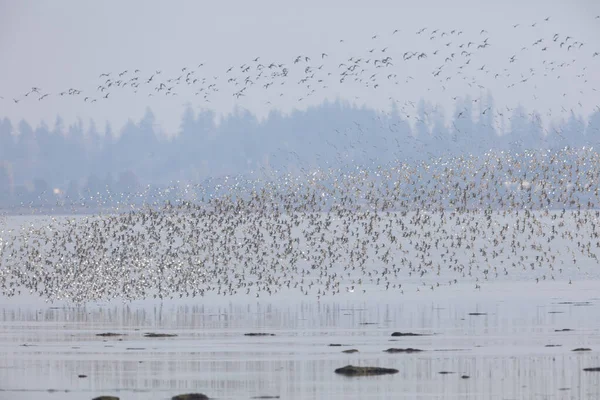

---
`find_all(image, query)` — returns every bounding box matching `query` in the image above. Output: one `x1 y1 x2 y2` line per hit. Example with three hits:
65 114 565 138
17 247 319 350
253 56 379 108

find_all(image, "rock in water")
171 394 209 400
143 332 178 338
92 397 120 400
391 332 427 337
384 348 423 353
342 349 359 353
334 365 399 376
583 367 600 372
244 333 275 336
96 333 126 337
572 348 591 352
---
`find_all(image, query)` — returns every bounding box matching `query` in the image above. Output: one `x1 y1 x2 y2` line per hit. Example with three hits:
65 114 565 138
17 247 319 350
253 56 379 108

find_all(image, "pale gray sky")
0 0 599 135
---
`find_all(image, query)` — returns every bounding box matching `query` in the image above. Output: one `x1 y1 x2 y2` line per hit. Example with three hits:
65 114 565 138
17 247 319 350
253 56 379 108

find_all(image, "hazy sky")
1 0 599 135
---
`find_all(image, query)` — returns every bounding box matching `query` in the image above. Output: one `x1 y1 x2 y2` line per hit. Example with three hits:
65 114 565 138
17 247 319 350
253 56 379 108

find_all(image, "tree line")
1 95 599 208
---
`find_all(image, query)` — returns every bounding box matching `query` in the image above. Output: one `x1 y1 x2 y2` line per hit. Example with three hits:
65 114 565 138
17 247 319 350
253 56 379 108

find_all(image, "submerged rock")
92 397 120 400
342 349 359 353
171 394 209 400
96 333 126 337
391 332 427 337
144 332 178 338
583 367 600 372
555 328 573 332
384 348 423 353
251 397 280 399
244 333 275 336
572 348 592 352
461 375 470 379
438 371 455 375
468 312 487 316
334 365 398 376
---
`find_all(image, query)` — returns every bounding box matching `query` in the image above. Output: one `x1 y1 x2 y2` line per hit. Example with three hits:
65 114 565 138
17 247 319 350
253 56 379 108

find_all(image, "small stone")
143 332 177 338
384 348 423 353
251 397 280 399
391 332 427 337
171 394 209 400
334 365 398 376
96 333 126 337
244 333 275 336
342 349 359 353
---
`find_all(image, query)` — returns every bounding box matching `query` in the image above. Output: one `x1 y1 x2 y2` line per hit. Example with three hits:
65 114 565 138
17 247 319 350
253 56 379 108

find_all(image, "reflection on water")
1 284 599 400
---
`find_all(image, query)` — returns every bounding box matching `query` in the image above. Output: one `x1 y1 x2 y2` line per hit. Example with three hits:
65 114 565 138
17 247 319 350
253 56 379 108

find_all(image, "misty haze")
1 1 600 399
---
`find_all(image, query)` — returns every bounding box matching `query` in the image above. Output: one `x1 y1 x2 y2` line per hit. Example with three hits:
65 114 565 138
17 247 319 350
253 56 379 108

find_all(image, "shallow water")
1 282 599 400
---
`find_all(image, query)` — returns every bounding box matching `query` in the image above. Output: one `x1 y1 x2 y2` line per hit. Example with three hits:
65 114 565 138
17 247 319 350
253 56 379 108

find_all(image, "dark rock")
78 374 87 378
96 333 126 337
557 301 591 306
329 343 343 346
555 328 573 332
144 332 177 338
384 348 423 353
359 322 378 325
244 333 275 336
583 367 600 372
126 348 146 350
461 375 470 379
548 311 564 314
545 344 562 347
438 371 455 374
468 312 487 316
391 332 427 337
171 394 209 400
251 397 280 399
572 348 591 352
342 349 359 353
334 365 399 376
92 397 120 400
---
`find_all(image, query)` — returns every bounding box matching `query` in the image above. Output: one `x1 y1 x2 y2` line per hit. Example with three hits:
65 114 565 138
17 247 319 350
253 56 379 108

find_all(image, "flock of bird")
2 15 599 129
1 146 599 303
1 15 599 303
